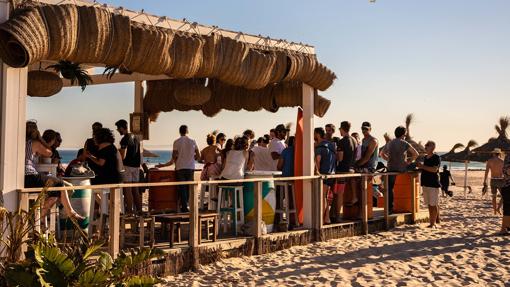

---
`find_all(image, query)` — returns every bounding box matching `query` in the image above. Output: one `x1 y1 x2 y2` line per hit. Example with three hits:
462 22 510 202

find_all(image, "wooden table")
155 212 218 247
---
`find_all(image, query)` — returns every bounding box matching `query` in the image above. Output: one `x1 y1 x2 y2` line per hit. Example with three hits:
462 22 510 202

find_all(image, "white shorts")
422 186 440 207
122 166 140 182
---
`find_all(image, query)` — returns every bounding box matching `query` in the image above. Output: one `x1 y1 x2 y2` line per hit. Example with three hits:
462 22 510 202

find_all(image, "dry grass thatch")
0 3 336 92
473 116 510 154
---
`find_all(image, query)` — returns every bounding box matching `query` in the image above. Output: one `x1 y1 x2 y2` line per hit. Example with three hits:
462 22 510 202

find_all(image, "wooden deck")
149 210 429 276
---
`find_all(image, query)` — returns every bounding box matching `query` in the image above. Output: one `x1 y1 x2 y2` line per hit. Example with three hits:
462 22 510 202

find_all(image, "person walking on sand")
439 165 455 197
314 127 337 224
483 148 505 215
156 125 200 212
417 141 441 228
498 152 510 235
381 126 419 214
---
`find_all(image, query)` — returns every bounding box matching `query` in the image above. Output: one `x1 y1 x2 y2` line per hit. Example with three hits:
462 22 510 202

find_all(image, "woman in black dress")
86 128 122 185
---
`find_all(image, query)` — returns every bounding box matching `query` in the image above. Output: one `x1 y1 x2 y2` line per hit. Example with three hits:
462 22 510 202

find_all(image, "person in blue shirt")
314 127 336 224
278 136 295 177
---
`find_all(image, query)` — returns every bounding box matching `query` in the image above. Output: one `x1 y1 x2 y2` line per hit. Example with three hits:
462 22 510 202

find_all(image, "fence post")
189 184 200 270
410 174 417 224
19 192 29 257
383 175 390 230
312 178 323 241
109 187 121 259
361 176 368 235
254 181 263 255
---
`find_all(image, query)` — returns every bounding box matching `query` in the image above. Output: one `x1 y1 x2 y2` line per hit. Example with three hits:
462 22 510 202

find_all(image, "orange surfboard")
294 108 304 224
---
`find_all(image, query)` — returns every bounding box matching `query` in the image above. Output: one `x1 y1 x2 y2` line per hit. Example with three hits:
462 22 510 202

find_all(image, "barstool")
275 181 299 228
200 177 220 211
88 189 125 239
217 185 244 236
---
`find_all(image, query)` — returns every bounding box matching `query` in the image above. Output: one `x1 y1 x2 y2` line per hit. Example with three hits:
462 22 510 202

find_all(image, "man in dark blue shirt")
314 127 336 224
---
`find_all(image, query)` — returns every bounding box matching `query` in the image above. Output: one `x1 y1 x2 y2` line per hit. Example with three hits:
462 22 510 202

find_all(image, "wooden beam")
109 187 121 258
301 83 315 228
32 0 315 54
361 176 368 235
383 175 390 230
62 73 170 87
134 80 144 113
313 178 323 241
410 174 417 224
0 0 27 212
189 184 200 270
254 181 263 254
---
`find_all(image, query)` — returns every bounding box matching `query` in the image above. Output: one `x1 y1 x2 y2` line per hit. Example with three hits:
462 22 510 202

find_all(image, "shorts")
24 173 63 197
324 178 336 188
490 178 505 196
422 186 440 207
122 166 140 182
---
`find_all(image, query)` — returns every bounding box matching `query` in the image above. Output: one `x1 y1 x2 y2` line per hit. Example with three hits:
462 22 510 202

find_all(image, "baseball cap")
361 122 371 129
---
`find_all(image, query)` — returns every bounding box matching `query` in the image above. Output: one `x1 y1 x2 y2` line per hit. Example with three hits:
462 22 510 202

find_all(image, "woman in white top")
220 136 250 180
248 135 275 171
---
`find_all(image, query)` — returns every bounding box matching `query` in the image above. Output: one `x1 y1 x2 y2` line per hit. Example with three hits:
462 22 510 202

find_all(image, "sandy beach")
161 170 510 286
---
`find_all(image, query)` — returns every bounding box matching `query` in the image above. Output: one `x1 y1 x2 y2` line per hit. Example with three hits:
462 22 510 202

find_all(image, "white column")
0 1 28 211
302 84 315 228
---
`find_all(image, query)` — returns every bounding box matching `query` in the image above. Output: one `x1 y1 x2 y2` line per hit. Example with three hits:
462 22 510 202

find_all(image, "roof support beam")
62 73 170 87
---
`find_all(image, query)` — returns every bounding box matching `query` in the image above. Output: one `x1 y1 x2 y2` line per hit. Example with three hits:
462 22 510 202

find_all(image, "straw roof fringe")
144 79 331 119
472 117 510 154
0 3 336 91
442 140 479 163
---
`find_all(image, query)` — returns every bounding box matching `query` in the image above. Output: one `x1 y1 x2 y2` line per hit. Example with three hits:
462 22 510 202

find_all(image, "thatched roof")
404 114 426 154
0 3 336 93
472 117 510 154
440 143 464 161
442 140 479 163
143 79 331 118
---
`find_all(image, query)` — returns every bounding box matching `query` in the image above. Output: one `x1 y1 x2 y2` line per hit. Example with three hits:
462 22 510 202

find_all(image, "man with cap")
355 122 379 172
269 124 288 170
483 148 505 215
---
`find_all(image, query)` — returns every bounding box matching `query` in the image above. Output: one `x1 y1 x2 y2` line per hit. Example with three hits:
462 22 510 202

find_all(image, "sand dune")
162 171 510 286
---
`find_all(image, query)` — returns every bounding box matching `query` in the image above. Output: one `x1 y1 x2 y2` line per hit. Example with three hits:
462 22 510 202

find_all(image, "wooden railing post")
254 181 263 254
410 174 417 224
312 178 323 241
383 175 390 230
361 175 368 235
189 184 200 270
109 187 121 258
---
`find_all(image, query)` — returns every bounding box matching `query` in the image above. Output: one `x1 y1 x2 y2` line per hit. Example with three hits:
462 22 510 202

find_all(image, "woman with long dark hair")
86 128 122 185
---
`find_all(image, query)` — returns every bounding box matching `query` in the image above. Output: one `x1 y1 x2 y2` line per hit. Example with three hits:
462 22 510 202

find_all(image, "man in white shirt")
269 124 288 170
156 125 200 212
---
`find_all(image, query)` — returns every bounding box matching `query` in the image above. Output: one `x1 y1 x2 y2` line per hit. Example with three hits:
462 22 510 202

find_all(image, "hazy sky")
27 0 510 151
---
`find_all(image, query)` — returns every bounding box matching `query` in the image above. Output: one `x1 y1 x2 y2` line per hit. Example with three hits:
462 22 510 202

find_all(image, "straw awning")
404 114 425 154
472 117 510 155
441 140 479 163
0 1 336 117
439 143 464 162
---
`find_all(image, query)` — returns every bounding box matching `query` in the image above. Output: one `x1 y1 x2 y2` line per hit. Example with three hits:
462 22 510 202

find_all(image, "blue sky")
27 0 510 151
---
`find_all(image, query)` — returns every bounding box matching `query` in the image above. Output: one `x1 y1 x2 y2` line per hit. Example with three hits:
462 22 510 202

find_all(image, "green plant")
4 233 162 287
47 60 92 91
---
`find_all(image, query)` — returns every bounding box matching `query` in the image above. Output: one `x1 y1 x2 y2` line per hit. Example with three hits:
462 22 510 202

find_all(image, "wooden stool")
120 215 155 248
275 181 299 228
199 212 219 243
217 185 244 236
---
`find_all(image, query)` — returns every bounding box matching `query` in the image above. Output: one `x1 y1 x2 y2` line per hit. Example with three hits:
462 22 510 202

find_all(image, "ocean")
58 149 486 171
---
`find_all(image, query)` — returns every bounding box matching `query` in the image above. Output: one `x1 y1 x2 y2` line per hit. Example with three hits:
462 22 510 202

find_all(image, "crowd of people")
24 119 510 234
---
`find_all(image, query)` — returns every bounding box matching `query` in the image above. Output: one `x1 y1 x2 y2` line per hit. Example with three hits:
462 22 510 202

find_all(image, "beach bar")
0 0 428 275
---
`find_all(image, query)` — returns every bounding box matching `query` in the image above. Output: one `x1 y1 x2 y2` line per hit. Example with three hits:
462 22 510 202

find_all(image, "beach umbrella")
440 143 465 162
472 117 510 160
404 114 426 154
142 148 159 158
442 140 478 196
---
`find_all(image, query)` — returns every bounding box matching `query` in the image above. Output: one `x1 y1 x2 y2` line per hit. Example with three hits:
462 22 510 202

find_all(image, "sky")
27 0 510 151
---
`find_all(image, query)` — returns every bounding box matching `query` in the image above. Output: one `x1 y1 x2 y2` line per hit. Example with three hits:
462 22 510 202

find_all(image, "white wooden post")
410 174 416 224
301 84 315 229
361 176 368 235
189 184 200 270
109 188 121 258
0 0 27 212
464 161 468 198
254 181 263 254
383 175 390 230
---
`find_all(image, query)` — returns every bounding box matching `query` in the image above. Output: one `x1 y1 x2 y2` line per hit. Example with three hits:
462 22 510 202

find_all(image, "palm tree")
404 113 426 154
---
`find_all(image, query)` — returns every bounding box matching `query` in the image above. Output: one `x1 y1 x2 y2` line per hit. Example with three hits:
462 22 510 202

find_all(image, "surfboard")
294 108 304 224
